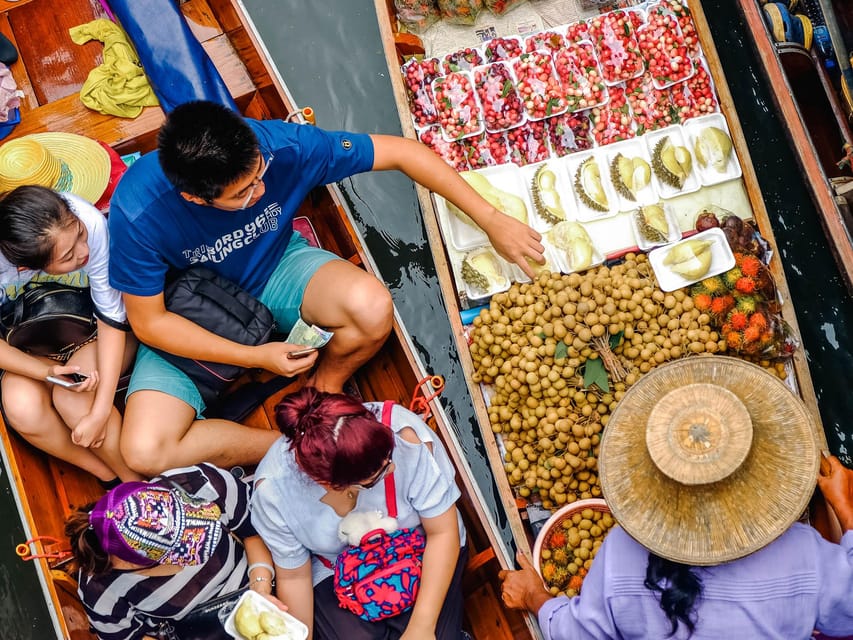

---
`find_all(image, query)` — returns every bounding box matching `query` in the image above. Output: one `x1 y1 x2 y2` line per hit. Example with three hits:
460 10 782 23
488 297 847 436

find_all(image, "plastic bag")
437 0 483 25
484 0 526 16
394 0 440 34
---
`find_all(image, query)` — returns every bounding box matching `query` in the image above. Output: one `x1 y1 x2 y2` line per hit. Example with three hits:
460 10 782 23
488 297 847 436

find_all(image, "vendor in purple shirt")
501 356 853 640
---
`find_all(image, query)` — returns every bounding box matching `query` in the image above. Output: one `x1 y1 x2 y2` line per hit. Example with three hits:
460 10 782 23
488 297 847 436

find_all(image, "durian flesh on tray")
461 247 508 294
549 221 595 272
652 136 692 189
447 171 529 228
531 164 567 225
610 153 651 201
574 157 609 212
693 126 733 173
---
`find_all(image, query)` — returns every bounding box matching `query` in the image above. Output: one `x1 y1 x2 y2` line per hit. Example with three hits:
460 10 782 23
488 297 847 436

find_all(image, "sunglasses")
353 458 394 490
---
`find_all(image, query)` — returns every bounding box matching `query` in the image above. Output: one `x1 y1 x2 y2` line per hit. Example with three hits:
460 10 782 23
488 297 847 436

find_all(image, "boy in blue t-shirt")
108 100 542 475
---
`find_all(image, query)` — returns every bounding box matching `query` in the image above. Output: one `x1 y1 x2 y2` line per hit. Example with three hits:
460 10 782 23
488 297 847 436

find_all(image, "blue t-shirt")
108 120 374 297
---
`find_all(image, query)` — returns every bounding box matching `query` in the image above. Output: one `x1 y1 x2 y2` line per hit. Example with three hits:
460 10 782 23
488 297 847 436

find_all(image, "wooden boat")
736 0 853 292
374 0 829 573
0 1 530 638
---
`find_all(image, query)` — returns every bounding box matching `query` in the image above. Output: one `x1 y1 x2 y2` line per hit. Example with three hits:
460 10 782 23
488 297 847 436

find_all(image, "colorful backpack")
325 401 427 621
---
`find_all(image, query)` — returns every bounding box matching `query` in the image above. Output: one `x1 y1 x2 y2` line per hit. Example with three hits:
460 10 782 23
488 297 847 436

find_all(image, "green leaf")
555 340 568 361
546 97 560 116
609 330 624 350
537 332 546 340
583 357 610 392
501 79 513 98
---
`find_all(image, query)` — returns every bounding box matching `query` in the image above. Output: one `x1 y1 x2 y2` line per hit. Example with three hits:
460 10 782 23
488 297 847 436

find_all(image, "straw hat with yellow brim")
0 133 110 204
598 356 820 566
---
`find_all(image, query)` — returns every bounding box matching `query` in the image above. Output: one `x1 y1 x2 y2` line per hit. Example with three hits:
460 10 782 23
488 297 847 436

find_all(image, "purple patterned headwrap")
89 480 223 567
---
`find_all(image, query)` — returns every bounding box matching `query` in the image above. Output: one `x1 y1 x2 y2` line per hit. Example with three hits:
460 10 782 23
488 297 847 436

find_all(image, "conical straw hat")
599 356 820 565
0 132 110 203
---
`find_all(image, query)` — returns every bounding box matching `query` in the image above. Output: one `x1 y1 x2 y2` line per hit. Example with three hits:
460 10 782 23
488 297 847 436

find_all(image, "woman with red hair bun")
252 386 467 640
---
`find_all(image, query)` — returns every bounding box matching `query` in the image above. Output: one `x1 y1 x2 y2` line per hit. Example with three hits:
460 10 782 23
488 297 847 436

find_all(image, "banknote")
286 317 334 348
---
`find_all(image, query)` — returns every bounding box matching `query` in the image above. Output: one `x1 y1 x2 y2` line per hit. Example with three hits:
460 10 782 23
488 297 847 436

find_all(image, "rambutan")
748 312 768 330
743 325 761 343
729 311 748 330
735 276 757 294
735 295 758 315
721 322 732 335
549 530 567 549
542 561 557 582
723 267 743 289
711 294 735 317
693 293 713 311
700 276 725 295
552 548 569 566
726 331 743 350
741 255 762 278
568 575 585 592
733 252 745 267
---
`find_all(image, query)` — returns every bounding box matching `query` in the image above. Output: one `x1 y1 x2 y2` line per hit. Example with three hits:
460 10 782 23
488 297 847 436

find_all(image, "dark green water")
3 1 851 636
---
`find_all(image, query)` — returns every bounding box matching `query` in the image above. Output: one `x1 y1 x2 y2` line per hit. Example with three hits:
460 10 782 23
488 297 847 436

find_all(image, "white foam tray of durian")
518 160 578 230
681 113 742 187
628 202 682 251
562 149 621 222
648 227 735 292
225 589 308 640
434 164 535 251
644 125 702 199
599 138 658 210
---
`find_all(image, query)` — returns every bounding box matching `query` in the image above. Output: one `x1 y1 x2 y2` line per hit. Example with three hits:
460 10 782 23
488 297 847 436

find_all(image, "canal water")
3 0 851 636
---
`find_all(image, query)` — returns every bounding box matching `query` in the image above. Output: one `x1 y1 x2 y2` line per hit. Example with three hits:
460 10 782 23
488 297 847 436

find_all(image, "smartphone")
46 373 89 388
286 347 318 360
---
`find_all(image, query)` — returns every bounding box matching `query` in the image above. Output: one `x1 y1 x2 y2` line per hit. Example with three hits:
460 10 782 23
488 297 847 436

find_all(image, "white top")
0 193 127 328
252 402 466 586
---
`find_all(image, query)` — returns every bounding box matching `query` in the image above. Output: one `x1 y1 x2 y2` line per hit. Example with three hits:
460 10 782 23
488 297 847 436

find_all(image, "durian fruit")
610 154 651 201
461 248 508 293
663 238 713 279
448 171 529 226
549 221 594 271
259 610 290 636
693 126 733 172
635 204 670 243
531 164 567 225
652 137 692 189
574 157 609 212
234 598 264 640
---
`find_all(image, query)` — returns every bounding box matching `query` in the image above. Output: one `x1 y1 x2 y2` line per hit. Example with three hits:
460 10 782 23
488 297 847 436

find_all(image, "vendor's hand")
817 454 853 530
71 410 110 448
499 551 551 613
252 342 319 377
482 210 545 279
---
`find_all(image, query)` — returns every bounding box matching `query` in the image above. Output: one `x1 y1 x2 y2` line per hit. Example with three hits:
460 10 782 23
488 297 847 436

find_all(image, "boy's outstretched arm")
370 134 544 278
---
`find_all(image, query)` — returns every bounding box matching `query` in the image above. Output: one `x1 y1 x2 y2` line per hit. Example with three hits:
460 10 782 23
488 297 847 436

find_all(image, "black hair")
645 553 702 637
0 186 75 269
157 100 259 201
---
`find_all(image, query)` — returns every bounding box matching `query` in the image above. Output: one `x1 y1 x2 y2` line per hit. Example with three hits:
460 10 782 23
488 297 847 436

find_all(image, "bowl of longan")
533 498 618 597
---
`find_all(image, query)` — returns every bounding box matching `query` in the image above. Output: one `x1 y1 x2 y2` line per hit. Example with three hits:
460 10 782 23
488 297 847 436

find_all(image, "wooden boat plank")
737 0 853 292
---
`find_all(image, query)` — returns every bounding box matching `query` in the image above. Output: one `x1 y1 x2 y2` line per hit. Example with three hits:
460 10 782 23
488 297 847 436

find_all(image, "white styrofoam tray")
648 227 735 292
563 149 621 222
224 590 308 640
599 138 659 210
643 125 701 199
681 113 742 187
518 159 578 231
627 202 683 251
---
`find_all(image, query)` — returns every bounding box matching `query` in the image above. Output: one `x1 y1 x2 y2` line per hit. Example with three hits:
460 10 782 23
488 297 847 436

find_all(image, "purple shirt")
539 523 853 639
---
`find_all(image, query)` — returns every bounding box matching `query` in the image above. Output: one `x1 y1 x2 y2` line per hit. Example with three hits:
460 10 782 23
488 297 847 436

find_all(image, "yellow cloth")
69 18 159 118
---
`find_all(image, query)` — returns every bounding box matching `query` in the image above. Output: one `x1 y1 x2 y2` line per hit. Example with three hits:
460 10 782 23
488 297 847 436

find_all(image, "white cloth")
252 402 466 586
0 192 127 327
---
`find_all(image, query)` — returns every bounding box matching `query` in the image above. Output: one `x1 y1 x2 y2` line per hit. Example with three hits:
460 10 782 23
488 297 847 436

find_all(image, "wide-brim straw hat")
0 132 110 203
599 356 820 566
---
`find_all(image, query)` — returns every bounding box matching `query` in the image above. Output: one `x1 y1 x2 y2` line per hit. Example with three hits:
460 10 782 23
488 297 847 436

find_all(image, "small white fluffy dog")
337 510 398 546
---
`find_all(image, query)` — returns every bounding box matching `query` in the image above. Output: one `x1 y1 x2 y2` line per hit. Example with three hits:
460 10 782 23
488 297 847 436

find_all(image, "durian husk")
653 137 692 189
635 204 669 243
531 164 567 225
461 249 507 292
575 158 609 212
610 153 636 201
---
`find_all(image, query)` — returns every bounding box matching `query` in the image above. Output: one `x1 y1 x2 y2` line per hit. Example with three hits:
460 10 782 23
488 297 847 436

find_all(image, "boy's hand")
481 211 545 279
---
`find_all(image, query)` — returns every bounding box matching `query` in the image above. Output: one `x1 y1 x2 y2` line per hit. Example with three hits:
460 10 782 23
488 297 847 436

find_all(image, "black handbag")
151 267 276 405
152 588 247 640
0 282 98 360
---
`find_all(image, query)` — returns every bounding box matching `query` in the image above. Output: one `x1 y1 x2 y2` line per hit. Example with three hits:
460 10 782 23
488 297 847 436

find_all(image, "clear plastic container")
418 125 470 171
553 40 609 113
524 30 565 53
506 120 551 166
442 46 484 73
431 71 486 141
546 112 594 157
401 57 442 129
636 5 694 89
587 9 644 85
394 0 441 34
647 0 701 59
513 51 569 121
625 72 679 135
464 130 511 168
482 35 524 63
474 61 526 133
669 56 718 121
589 85 636 146
564 20 590 44
437 0 483 25
484 0 527 17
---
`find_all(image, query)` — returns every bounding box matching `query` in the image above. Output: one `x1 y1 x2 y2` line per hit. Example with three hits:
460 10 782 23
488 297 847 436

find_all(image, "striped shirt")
78 464 254 640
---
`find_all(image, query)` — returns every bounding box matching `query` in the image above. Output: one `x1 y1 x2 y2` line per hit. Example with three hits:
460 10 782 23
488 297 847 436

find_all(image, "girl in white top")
0 186 139 483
